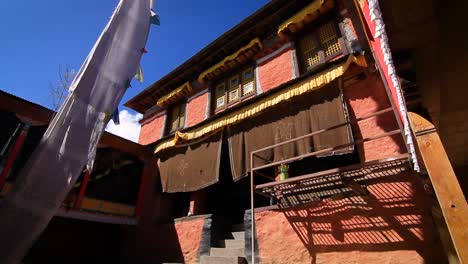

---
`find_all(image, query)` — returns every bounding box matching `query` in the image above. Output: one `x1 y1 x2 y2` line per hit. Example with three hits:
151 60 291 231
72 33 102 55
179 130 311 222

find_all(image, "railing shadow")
276 171 444 263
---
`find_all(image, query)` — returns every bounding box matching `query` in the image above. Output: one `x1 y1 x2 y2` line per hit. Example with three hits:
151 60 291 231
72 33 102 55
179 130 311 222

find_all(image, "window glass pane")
243 69 253 81
242 68 255 96
216 97 225 108
178 104 185 129
243 81 254 95
228 89 239 102
228 76 239 102
169 103 185 132
170 106 180 132
230 77 239 88
215 83 226 108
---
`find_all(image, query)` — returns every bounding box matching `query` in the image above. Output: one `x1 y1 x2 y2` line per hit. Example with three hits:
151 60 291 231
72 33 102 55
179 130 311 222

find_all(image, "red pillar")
135 160 153 217
74 170 91 209
0 125 29 190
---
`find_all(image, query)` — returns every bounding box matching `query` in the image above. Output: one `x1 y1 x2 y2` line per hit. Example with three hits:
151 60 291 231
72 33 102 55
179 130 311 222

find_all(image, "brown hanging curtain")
227 79 353 181
158 131 223 193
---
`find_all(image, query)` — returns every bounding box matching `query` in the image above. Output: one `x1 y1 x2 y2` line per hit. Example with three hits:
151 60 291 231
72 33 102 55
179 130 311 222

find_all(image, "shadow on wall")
255 171 447 264
23 217 125 264
342 72 406 162
122 223 185 264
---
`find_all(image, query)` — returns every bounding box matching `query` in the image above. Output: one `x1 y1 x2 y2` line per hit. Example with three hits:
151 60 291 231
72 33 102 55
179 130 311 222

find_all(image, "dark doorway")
205 141 250 225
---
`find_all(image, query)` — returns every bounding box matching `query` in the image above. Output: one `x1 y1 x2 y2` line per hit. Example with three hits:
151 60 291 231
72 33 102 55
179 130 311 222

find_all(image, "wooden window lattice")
228 76 240 102
242 68 255 96
299 34 320 70
169 103 185 132
214 67 256 110
299 21 341 70
319 22 340 58
215 83 226 108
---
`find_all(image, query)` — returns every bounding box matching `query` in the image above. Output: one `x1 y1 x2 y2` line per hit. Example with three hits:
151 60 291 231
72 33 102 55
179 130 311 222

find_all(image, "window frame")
165 101 186 135
295 17 348 74
212 66 256 113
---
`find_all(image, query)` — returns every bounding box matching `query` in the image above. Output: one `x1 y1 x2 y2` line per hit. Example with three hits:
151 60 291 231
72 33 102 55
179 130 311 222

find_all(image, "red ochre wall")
137 45 296 146
174 218 205 263
254 171 445 264
257 46 294 92
122 217 205 264
343 74 406 161
121 161 207 263
138 113 165 145
186 91 208 127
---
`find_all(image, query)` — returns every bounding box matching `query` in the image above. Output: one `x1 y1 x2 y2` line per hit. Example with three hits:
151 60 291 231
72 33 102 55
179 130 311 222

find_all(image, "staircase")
200 224 247 264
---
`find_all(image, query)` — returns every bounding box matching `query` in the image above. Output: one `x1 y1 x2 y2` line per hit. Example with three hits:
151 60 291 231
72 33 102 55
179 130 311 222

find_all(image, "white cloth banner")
0 0 151 262
368 0 420 171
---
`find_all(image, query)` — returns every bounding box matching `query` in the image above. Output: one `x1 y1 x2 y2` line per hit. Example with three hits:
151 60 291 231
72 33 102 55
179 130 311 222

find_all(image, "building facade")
122 0 459 263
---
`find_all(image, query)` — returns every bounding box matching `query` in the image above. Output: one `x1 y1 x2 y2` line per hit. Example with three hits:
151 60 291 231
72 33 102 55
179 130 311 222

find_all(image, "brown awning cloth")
158 131 223 193
227 79 353 181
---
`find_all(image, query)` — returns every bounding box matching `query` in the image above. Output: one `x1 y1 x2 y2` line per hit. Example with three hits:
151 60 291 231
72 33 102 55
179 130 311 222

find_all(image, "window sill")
214 93 256 114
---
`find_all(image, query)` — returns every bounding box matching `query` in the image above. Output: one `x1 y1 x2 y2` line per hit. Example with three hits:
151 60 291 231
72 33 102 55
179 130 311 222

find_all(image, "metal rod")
255 190 273 198
252 107 393 155
253 129 401 171
255 153 409 190
252 153 271 164
254 171 275 180
250 151 255 264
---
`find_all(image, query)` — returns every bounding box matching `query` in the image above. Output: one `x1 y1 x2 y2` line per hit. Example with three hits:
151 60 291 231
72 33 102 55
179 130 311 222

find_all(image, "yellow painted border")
156 81 193 107
277 0 334 38
198 38 263 83
155 55 367 153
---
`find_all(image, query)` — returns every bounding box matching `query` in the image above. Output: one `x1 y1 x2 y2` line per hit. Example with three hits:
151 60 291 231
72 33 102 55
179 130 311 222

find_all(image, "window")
167 102 186 134
214 67 255 111
297 20 345 72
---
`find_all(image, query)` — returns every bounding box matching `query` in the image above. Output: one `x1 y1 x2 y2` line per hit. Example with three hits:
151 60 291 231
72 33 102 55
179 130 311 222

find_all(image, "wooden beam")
0 125 29 190
98 132 150 161
408 112 468 264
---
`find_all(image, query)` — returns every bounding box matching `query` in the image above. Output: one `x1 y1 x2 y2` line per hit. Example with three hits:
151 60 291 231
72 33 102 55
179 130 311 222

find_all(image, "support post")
0 124 29 190
74 169 91 209
135 159 152 217
250 152 256 264
408 112 468 263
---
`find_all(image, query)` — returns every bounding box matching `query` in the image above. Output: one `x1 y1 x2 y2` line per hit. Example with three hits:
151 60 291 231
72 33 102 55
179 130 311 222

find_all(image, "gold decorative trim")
156 81 193 107
277 0 335 39
198 38 263 83
154 55 367 153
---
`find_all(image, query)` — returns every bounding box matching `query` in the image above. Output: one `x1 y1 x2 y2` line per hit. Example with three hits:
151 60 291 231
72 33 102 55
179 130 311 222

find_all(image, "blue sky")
0 0 269 112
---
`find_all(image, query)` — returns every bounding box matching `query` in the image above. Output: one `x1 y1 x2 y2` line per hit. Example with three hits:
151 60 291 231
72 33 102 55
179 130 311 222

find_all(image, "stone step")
231 223 245 232
210 247 245 257
200 256 247 264
223 239 245 248
230 231 245 240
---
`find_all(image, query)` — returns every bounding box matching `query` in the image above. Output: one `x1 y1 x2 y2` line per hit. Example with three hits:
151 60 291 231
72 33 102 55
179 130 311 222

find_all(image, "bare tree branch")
49 64 75 110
